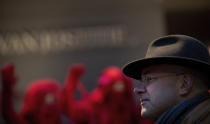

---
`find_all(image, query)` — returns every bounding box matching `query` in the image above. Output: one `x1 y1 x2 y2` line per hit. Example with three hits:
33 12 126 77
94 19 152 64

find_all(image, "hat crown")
146 35 210 63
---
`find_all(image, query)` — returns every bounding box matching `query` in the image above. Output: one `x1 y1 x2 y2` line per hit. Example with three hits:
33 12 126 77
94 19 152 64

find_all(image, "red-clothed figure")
1 63 62 124
96 67 153 124
61 64 94 124
92 66 140 124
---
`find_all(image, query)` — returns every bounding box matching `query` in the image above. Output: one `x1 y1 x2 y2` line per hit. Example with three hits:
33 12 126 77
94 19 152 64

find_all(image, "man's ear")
179 74 193 96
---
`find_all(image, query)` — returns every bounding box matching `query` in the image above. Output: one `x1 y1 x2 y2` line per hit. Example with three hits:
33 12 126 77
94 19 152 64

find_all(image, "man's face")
135 64 183 120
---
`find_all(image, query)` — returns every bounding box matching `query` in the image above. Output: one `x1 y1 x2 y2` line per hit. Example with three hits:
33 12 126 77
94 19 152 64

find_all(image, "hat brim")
122 56 210 80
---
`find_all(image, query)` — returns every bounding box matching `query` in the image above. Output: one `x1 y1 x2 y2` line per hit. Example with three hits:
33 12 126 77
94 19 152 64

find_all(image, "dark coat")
182 97 210 124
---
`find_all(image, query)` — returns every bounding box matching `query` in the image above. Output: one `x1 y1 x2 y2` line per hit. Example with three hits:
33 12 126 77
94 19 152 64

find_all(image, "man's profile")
122 35 210 124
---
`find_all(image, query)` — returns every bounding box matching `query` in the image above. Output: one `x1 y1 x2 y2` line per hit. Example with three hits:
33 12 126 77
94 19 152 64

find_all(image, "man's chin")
141 108 155 120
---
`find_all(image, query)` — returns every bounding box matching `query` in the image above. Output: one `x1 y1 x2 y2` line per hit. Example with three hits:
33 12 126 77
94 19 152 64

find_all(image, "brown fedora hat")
123 35 210 80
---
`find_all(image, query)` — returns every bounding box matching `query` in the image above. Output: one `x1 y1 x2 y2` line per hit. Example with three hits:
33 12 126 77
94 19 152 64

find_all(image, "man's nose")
133 85 146 94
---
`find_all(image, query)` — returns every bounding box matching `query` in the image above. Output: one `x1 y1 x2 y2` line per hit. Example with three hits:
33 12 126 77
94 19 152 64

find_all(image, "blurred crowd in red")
0 63 153 124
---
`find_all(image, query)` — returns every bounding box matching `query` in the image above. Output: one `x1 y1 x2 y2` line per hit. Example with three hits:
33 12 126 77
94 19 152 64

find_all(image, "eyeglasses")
140 73 184 85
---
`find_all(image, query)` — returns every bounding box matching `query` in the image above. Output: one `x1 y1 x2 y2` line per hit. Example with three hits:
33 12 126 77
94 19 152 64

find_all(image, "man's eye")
146 77 152 81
